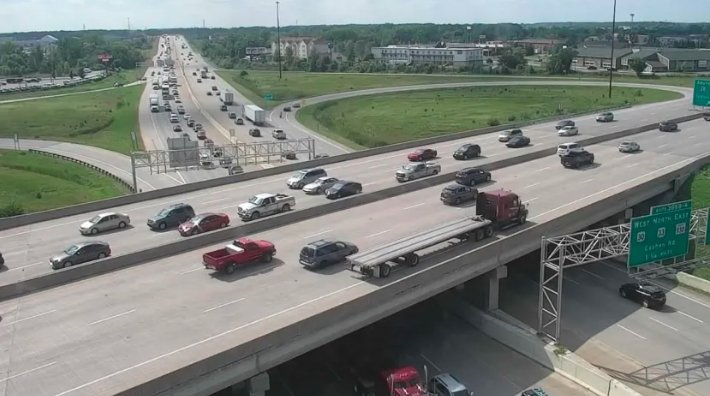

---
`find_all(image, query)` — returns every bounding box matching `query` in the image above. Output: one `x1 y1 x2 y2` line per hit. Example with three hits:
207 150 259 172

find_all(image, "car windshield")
403 164 418 171
248 196 264 205
64 245 80 255
89 215 101 223
300 247 316 257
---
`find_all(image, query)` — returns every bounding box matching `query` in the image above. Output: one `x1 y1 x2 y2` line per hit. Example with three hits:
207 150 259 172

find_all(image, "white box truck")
149 94 160 112
223 90 234 105
244 105 266 126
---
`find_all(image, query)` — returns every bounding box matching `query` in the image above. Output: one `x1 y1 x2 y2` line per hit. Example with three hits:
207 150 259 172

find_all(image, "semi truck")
347 189 528 278
243 104 266 126
223 90 234 105
149 94 160 112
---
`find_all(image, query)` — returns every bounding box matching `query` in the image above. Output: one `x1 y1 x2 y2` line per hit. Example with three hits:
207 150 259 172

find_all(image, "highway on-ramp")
0 99 696 285
0 119 707 395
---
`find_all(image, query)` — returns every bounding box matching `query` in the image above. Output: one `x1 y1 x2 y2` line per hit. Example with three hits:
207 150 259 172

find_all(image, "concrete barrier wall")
440 293 641 396
6 100 682 231
675 271 710 294
115 156 708 396
0 113 704 300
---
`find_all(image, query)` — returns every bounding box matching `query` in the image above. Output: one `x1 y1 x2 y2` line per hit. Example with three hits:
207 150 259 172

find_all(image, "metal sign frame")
538 208 707 342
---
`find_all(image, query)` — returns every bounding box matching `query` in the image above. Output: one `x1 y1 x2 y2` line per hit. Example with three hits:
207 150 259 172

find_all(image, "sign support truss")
538 209 707 343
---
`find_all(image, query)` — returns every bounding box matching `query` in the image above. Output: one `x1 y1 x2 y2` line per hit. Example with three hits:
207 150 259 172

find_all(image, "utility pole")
276 1 282 80
608 0 617 99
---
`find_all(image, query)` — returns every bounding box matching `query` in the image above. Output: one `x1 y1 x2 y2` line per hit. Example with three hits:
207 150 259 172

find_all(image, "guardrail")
27 149 136 193
0 102 654 231
0 112 703 301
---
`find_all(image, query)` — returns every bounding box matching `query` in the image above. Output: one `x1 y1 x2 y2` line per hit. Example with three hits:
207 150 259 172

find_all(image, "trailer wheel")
405 253 420 267
380 263 391 278
484 226 494 238
519 214 527 224
475 229 485 241
225 263 236 274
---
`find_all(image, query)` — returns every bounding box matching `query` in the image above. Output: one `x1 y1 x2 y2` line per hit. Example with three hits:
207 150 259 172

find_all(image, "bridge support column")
485 265 508 311
247 372 270 396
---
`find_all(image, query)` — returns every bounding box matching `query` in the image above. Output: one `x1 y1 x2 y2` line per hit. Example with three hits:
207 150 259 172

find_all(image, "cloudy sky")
0 0 704 33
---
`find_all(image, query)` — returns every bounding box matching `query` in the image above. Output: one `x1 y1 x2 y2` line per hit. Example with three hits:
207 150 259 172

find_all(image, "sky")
0 0 705 34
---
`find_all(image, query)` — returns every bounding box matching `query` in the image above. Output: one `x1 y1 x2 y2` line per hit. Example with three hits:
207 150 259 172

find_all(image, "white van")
557 142 585 156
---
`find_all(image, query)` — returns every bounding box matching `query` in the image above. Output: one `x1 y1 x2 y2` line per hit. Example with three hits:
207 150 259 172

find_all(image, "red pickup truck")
202 237 276 274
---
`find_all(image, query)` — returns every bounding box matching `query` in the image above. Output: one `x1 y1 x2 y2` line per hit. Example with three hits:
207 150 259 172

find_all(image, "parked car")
455 167 491 186
659 120 678 132
407 148 438 161
50 241 111 270
498 129 523 142
619 282 666 309
506 135 531 148
249 128 261 137
299 239 359 269
555 120 575 130
79 212 131 235
303 176 339 194
147 203 195 230
618 141 640 153
287 168 327 189
453 143 481 160
440 184 478 205
325 181 362 199
178 213 230 236
596 112 614 122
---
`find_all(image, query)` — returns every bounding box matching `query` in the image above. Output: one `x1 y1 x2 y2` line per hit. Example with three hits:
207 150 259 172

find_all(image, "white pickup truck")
237 193 295 221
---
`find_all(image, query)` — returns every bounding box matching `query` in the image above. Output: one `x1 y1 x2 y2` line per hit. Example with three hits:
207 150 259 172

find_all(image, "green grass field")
0 150 130 216
296 85 682 149
0 70 145 102
0 85 143 154
217 70 698 108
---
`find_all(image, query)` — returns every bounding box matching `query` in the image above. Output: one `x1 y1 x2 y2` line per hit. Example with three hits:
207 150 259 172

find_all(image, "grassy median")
0 85 143 154
0 149 130 216
296 85 682 149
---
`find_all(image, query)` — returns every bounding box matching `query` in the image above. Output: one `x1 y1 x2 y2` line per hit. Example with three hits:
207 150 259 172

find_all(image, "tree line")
0 33 152 77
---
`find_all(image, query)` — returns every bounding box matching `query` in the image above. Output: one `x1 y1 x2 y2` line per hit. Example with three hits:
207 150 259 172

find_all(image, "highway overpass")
0 116 708 395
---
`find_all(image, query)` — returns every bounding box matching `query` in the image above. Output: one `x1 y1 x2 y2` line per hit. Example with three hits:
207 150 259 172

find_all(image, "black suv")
560 151 594 168
299 239 359 269
147 203 195 230
619 282 666 309
659 120 678 132
455 167 491 186
440 184 478 205
453 143 481 160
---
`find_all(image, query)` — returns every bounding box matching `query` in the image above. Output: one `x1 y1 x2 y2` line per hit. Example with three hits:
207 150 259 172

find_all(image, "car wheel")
281 204 291 212
486 175 491 182
118 221 126 229
262 253 273 263
91 228 99 235
455 197 461 205
643 300 649 308
158 222 167 230
63 261 73 268
191 228 198 235
620 289 627 298
356 188 362 194
220 222 227 228
97 253 106 259
433 170 439 175
225 263 236 274
250 212 260 221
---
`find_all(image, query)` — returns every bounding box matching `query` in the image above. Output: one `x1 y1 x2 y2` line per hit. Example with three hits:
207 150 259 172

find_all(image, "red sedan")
178 213 230 236
407 148 438 162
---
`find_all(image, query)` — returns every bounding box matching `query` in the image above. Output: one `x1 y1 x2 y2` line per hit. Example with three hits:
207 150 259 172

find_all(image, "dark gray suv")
299 239 359 269
440 184 478 205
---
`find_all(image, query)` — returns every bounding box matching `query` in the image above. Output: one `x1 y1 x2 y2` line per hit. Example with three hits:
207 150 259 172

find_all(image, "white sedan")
79 212 131 235
618 141 640 153
557 126 579 136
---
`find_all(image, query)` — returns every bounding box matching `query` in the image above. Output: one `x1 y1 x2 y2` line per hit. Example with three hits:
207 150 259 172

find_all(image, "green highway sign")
263 92 274 101
693 79 710 107
628 208 691 267
651 200 691 215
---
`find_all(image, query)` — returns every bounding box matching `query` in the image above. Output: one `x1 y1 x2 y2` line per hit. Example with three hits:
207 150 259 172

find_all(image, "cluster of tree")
0 33 151 77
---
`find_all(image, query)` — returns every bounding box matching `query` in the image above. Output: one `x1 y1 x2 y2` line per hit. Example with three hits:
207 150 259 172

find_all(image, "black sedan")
658 121 678 132
453 143 481 160
619 282 666 309
506 136 531 148
325 181 362 199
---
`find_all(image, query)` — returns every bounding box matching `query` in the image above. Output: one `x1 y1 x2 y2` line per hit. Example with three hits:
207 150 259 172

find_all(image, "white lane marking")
616 324 647 340
402 203 426 211
89 309 136 326
527 197 539 203
53 281 365 396
303 229 334 239
6 310 56 325
0 362 57 384
649 317 679 332
626 162 640 167
179 267 203 275
368 163 390 169
419 353 443 372
7 262 43 272
582 178 595 184
658 144 668 149
565 277 581 285
582 269 604 279
678 311 704 323
536 166 551 172
172 171 187 185
525 183 540 189
203 298 247 313
201 197 231 205
366 229 391 238
362 182 380 187
668 290 710 310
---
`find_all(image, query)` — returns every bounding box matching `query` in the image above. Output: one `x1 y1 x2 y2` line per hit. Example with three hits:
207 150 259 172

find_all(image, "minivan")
429 373 473 396
287 168 327 189
557 142 584 156
147 203 195 230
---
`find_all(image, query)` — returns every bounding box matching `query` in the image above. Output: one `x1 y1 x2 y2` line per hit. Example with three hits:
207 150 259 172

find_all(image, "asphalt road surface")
0 118 707 395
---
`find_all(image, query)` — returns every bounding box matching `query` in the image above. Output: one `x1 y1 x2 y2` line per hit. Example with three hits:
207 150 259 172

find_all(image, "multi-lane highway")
0 98 698 284
0 117 708 395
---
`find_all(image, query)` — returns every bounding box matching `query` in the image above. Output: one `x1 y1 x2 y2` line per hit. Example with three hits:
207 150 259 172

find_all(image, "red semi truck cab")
381 366 427 396
202 237 275 274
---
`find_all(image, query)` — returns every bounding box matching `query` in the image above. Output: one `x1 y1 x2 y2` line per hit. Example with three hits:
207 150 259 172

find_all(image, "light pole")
608 0 617 99
276 1 282 80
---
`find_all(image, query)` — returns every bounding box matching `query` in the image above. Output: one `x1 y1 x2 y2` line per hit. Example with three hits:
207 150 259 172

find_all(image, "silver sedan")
557 126 579 136
79 212 131 235
303 177 339 194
